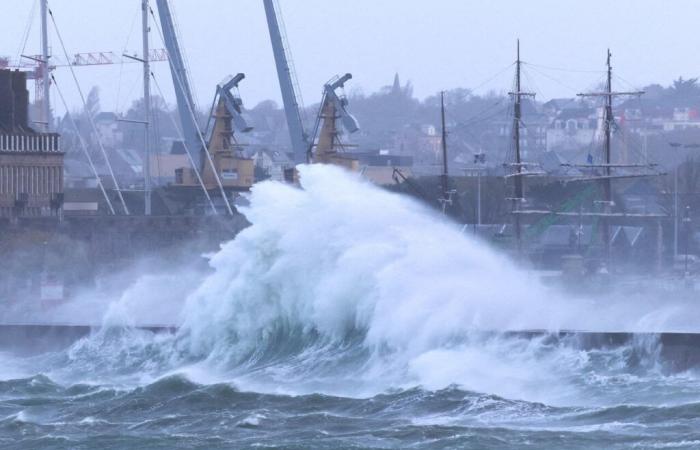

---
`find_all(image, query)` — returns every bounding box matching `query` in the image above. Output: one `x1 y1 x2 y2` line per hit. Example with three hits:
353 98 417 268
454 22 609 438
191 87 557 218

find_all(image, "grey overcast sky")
2 0 699 116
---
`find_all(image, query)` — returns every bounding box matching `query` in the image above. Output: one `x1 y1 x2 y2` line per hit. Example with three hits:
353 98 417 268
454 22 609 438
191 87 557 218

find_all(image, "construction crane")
308 73 360 169
6 50 168 72
1 50 168 126
5 0 166 135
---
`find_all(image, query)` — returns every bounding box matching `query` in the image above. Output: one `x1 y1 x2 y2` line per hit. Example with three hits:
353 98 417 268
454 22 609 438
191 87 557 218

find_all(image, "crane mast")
263 0 309 164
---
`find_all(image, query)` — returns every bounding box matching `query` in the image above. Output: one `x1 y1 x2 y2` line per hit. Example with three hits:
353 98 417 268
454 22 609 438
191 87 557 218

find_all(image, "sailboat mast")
440 91 449 199
602 49 614 261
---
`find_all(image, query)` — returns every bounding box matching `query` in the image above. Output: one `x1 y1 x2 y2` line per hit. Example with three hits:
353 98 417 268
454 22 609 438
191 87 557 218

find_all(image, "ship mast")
437 91 457 215
509 40 535 254
440 91 449 201
602 49 613 262
577 50 643 265
509 50 660 270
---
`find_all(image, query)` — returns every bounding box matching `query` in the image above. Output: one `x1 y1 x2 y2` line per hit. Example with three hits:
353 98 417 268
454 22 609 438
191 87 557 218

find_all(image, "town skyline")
3 0 700 117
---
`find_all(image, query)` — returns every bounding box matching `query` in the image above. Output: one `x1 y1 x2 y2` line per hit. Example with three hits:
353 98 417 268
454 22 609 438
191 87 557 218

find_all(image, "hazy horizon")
3 0 699 115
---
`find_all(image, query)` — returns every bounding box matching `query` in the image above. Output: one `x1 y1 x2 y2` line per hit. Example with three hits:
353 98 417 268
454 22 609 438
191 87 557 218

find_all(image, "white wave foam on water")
2 164 700 448
180 165 563 356
121 164 687 402
33 164 700 406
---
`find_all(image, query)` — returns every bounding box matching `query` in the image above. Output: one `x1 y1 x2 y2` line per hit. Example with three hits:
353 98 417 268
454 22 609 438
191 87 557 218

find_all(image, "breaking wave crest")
178 165 556 353
46 165 700 405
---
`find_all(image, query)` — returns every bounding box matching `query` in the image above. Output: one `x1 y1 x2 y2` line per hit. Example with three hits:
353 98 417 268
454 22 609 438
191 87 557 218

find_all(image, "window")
222 169 239 180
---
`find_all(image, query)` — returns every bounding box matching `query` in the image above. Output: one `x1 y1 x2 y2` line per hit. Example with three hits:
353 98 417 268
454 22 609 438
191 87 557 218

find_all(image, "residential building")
251 147 293 182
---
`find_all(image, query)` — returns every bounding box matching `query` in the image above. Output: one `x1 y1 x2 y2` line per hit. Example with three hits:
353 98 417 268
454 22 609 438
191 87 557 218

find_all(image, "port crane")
263 0 360 168
151 0 239 213
175 73 255 192
307 73 360 167
262 0 309 165
154 0 201 170
17 0 235 215
209 74 253 136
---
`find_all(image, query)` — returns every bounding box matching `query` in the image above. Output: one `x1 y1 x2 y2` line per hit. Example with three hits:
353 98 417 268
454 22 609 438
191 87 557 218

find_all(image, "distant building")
0 70 63 218
546 106 598 158
395 123 441 167
348 149 413 168
64 158 98 189
662 107 700 132
93 111 123 148
530 224 656 270
251 147 293 182
151 153 189 185
542 98 582 115
485 99 548 165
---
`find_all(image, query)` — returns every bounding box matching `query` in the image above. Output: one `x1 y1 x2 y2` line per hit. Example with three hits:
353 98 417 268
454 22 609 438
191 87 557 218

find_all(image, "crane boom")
263 0 308 164
155 0 201 168
217 73 253 134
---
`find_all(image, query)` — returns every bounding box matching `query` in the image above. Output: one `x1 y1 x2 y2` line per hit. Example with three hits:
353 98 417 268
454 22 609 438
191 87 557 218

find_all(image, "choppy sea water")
3 165 700 449
2 332 700 450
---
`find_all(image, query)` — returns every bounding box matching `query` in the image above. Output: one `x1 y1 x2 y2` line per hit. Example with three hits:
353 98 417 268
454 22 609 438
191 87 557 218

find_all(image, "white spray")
53 164 700 404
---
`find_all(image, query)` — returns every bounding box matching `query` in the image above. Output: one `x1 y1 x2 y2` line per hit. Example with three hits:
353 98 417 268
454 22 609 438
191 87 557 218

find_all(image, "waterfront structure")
0 70 63 218
173 74 255 193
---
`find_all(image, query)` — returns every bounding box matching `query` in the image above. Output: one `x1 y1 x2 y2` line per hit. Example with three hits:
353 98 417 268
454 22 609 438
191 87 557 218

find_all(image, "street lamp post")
683 205 692 279
675 164 679 258
474 151 486 226
462 155 487 229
